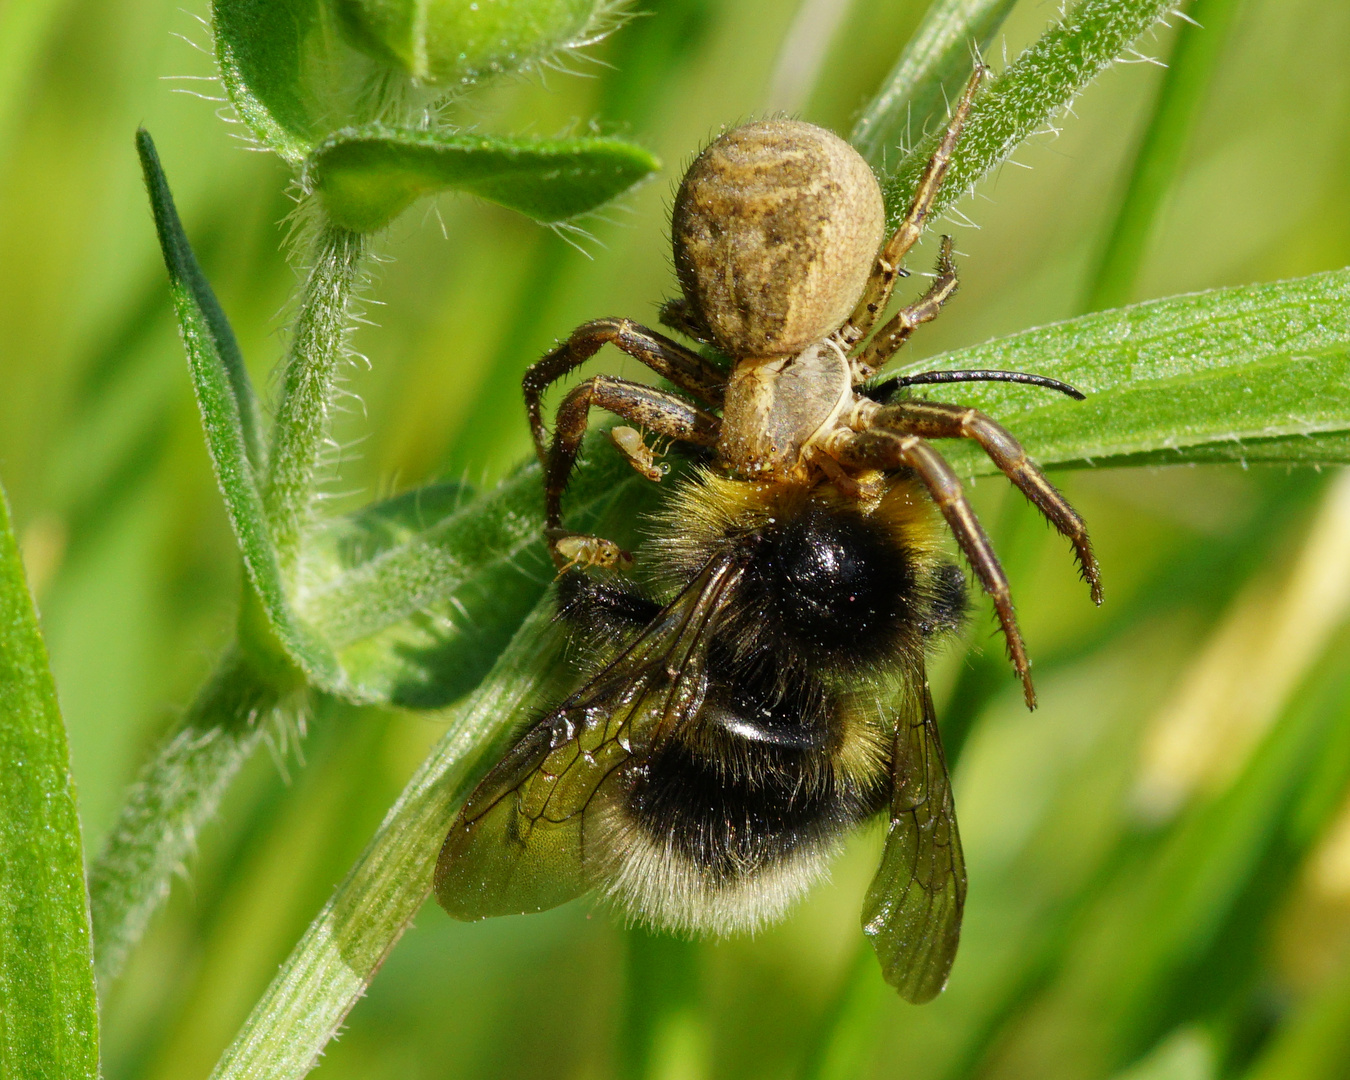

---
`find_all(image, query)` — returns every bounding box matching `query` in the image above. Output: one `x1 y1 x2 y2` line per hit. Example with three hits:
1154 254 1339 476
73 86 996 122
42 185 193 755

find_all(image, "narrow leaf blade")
137 129 340 686
896 268 1350 476
208 459 649 1079
308 126 661 232
851 0 1019 167
0 478 99 1079
878 0 1176 227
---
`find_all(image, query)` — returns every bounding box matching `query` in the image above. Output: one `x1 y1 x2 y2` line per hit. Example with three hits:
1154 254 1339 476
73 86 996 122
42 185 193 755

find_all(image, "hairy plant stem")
264 224 368 577
89 647 293 987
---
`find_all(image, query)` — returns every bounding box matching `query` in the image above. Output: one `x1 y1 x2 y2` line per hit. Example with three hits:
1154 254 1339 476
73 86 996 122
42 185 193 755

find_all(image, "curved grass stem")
89 647 294 987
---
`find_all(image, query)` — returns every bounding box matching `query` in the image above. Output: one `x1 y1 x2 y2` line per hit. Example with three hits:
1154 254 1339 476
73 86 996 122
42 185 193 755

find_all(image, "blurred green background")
5 0 1350 1076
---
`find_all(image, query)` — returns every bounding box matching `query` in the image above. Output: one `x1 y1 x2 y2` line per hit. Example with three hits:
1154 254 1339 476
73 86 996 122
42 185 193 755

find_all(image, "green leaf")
307 126 662 232
878 0 1177 228
212 0 322 165
212 0 370 167
261 223 368 579
892 268 1350 477
336 0 615 86
850 0 1019 167
136 129 340 687
212 0 627 165
208 453 651 1078
91 442 638 989
0 478 99 1079
298 446 644 705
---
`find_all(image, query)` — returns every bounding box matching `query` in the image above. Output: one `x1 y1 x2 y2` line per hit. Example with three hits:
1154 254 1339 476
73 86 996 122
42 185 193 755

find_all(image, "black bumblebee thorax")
727 502 918 672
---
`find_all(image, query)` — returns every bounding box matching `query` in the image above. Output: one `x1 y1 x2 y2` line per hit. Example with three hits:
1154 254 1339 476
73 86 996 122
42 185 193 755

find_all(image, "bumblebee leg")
837 64 984 352
523 318 726 469
544 374 721 568
875 400 1102 603
822 424 1035 708
852 237 959 381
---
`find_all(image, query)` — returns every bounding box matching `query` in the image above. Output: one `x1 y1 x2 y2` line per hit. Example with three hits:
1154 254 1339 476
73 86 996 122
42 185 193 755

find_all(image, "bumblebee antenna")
878 369 1086 401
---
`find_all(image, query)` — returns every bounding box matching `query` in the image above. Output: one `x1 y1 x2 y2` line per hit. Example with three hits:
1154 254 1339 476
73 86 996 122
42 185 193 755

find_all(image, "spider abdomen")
672 119 885 358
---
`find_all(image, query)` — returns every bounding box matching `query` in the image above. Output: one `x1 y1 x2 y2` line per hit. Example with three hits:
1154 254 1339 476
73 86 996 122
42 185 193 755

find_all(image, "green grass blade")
897 268 1350 477
308 126 662 232
997 614 1350 1074
0 478 99 1079
850 0 1019 168
878 0 1177 227
1241 957 1350 1080
137 129 340 688
1084 0 1242 311
208 600 563 1080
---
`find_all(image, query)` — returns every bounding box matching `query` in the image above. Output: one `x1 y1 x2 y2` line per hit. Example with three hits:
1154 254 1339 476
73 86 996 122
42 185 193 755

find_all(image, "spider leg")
658 297 717 346
837 65 984 350
544 374 720 568
821 423 1036 708
523 318 727 469
874 400 1102 604
852 236 959 382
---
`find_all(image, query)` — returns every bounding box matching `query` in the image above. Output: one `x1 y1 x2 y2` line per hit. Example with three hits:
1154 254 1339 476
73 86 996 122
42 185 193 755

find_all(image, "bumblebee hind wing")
861 679 967 1004
434 554 742 921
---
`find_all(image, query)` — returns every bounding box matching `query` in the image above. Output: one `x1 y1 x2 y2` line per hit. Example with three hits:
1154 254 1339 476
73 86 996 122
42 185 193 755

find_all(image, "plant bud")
336 0 614 86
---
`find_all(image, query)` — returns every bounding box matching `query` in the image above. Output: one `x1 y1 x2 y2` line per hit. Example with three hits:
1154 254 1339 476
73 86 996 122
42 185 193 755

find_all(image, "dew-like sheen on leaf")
309 126 661 232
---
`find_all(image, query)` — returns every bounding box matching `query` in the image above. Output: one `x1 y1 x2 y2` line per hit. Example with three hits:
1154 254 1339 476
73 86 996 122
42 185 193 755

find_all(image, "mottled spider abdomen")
672 120 885 358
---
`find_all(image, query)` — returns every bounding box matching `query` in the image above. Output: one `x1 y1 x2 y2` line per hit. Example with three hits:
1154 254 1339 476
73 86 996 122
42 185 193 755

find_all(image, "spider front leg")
820 423 1036 708
837 64 984 352
852 235 959 382
543 374 720 570
523 318 727 469
874 400 1102 603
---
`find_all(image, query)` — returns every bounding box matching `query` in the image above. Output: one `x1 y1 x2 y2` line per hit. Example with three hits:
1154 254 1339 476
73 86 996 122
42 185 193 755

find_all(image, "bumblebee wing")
434 555 741 920
861 677 967 1003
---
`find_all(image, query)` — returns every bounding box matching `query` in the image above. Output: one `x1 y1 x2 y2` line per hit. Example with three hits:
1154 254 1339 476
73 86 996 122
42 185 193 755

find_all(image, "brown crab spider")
520 65 1102 707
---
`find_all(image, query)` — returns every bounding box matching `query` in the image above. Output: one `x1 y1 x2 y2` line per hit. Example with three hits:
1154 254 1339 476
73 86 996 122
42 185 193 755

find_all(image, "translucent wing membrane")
435 555 744 919
862 681 967 1004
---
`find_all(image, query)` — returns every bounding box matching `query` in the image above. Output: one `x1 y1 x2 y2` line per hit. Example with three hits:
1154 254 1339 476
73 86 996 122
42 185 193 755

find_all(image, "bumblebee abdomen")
599 643 894 936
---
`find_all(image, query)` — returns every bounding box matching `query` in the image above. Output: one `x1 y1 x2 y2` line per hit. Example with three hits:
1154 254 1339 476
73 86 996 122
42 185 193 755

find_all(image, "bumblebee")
435 67 1100 1002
